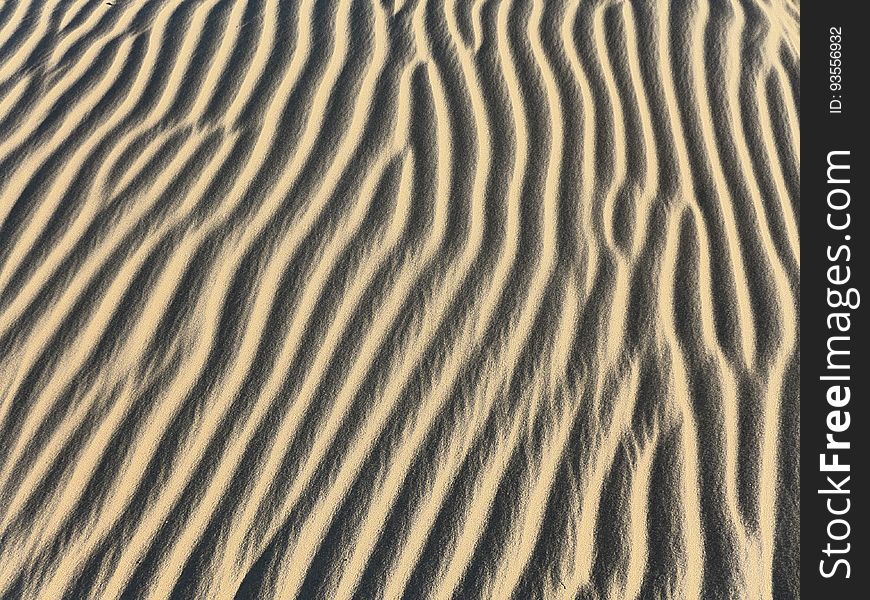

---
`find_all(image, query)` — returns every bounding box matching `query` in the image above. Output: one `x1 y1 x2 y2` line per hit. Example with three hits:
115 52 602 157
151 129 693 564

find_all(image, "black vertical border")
802 4 868 598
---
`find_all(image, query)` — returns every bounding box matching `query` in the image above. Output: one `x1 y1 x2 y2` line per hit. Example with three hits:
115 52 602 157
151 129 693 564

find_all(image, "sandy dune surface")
0 0 799 598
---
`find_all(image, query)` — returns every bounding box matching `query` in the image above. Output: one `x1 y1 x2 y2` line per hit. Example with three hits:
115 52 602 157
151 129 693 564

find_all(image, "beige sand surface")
0 0 799 598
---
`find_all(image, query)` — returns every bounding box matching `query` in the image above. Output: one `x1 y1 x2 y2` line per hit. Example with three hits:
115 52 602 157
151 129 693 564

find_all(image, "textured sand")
0 0 799 598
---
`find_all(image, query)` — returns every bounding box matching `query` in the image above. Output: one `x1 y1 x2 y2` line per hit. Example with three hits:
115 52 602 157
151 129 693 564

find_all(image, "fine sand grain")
0 0 799 598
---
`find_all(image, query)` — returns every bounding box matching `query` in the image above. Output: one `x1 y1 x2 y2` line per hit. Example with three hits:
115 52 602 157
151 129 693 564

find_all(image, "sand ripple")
0 0 799 598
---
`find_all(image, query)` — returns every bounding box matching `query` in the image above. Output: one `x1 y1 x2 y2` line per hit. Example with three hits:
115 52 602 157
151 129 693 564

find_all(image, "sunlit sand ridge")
0 0 799 597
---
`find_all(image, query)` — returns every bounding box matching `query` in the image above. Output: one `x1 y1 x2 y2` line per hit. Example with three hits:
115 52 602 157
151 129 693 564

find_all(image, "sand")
0 0 800 598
